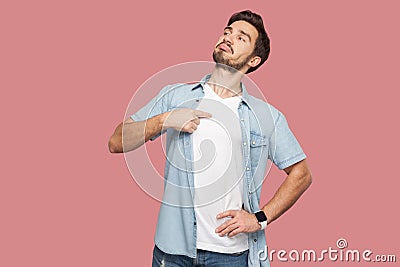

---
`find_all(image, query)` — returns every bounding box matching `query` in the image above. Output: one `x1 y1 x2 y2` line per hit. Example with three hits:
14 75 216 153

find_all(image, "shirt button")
254 239 257 242
240 118 244 121
246 167 250 171
252 141 256 145
243 142 247 146
194 222 196 225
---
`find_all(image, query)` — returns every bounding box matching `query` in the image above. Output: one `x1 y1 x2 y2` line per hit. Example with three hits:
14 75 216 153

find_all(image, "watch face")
255 211 268 222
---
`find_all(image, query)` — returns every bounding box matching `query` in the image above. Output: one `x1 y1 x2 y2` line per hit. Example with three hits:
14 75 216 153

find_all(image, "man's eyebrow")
224 26 233 32
224 26 252 42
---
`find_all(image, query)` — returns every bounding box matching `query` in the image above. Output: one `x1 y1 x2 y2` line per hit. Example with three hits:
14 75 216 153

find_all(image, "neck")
207 64 245 98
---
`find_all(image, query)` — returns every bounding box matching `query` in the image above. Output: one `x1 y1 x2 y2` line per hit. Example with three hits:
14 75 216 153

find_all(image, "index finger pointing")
194 110 212 118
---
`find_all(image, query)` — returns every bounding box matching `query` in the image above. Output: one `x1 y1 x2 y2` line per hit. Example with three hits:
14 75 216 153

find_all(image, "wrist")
253 214 262 230
159 112 170 130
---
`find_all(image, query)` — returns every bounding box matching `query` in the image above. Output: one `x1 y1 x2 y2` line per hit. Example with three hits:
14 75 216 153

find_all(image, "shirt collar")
190 74 251 107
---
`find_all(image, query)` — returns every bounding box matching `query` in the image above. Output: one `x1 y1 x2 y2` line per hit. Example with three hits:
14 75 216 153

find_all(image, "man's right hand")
162 108 212 133
109 108 212 153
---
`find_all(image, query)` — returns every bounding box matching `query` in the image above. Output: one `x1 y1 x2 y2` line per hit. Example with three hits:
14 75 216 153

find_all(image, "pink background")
1 0 399 266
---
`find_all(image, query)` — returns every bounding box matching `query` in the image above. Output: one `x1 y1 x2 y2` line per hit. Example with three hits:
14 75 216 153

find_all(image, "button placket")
238 103 254 211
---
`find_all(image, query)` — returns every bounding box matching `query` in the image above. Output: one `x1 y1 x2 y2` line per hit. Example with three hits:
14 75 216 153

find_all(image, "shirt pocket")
249 131 268 168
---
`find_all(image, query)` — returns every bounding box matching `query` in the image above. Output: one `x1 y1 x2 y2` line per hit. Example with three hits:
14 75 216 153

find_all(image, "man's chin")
213 51 229 64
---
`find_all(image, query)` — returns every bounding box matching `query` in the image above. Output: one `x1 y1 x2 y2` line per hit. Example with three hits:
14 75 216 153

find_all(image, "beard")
212 47 253 73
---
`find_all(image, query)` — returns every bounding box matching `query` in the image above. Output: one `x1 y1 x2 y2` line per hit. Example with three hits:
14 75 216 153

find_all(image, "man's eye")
238 36 245 42
224 32 230 35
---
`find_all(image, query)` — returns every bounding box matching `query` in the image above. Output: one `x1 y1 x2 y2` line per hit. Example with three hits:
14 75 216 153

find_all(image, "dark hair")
228 10 271 73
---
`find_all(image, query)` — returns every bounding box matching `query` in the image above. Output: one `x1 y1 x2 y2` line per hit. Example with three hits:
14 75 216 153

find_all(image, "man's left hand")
215 209 261 238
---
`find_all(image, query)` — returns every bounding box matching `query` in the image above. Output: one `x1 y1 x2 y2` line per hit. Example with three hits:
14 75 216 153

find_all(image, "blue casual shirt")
130 74 306 267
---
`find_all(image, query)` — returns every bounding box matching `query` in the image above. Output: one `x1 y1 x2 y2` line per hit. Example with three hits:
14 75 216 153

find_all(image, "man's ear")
248 56 261 68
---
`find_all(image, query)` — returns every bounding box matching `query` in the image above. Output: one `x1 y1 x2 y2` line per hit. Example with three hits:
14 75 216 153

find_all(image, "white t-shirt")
192 83 248 253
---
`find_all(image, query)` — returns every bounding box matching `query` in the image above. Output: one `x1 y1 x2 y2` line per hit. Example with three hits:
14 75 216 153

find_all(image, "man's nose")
223 34 233 44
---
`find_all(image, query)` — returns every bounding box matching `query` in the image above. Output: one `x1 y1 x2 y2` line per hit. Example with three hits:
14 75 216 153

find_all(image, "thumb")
194 109 212 118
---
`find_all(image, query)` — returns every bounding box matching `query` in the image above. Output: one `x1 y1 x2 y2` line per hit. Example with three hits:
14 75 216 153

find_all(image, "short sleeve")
268 112 306 170
130 85 172 141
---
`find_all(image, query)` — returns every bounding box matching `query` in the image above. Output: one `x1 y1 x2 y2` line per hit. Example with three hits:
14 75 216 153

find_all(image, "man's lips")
217 43 233 54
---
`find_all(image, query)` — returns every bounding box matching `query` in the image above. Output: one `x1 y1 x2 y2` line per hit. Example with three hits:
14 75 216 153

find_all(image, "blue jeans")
152 245 249 267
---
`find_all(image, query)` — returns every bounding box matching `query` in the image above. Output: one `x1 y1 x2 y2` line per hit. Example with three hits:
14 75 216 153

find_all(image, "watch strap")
259 220 268 230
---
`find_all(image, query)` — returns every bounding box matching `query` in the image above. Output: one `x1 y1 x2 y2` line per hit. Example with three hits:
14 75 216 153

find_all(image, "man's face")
213 20 259 72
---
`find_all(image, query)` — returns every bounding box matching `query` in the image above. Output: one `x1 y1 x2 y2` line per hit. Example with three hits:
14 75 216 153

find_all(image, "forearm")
108 113 167 153
261 162 312 224
215 163 311 237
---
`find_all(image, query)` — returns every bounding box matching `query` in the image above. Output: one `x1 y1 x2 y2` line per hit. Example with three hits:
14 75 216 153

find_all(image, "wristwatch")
254 210 268 230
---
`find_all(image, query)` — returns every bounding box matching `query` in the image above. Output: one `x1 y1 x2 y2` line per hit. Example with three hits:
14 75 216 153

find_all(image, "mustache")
216 41 234 54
